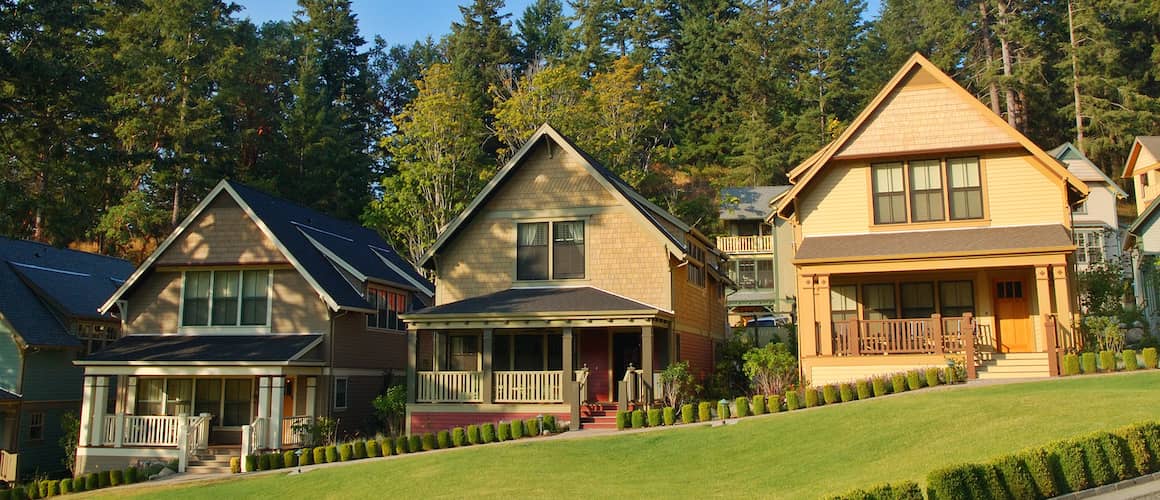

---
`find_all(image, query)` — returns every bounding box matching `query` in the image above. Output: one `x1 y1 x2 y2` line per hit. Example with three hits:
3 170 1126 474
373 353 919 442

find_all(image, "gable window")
872 163 906 224
909 160 944 222
517 221 586 281
1074 230 1104 265
28 412 44 440
182 270 270 327
333 377 349 410
367 287 408 331
947 158 983 220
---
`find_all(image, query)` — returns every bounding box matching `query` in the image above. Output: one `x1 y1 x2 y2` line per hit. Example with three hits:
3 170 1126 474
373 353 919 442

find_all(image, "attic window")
367 286 407 331
181 270 270 328
517 221 585 281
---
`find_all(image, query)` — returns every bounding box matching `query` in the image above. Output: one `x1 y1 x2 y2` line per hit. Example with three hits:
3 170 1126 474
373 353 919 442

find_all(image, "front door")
579 331 609 402
995 280 1033 352
611 333 641 402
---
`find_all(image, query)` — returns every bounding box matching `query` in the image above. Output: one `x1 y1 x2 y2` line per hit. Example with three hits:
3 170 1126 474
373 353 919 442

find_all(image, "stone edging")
1054 471 1160 499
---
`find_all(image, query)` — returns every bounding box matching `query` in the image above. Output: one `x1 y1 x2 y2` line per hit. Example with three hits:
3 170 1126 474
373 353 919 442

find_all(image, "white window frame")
333 377 349 410
1075 230 1104 265
179 269 273 334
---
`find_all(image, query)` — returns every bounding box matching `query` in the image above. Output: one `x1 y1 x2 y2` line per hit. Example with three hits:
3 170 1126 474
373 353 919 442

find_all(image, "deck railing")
417 371 484 403
100 414 210 449
0 450 16 482
494 371 563 403
833 314 975 356
282 415 313 448
715 235 773 254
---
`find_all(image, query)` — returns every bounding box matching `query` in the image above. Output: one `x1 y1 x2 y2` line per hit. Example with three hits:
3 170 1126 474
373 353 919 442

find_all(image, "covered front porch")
402 287 674 432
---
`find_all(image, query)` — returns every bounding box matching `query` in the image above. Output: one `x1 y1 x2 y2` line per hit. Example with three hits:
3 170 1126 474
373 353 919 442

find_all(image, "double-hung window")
517 221 585 280
182 270 270 327
947 158 983 219
872 163 906 224
872 157 983 224
367 287 408 331
909 160 944 222
1074 230 1104 265
900 282 935 318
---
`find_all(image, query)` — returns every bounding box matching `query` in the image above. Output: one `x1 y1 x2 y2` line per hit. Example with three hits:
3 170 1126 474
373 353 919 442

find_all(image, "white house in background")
1122 137 1160 330
1048 143 1128 271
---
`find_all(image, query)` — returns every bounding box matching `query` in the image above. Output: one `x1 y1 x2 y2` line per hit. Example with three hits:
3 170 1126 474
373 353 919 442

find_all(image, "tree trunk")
979 1 1002 115
1068 0 1085 151
994 0 1021 129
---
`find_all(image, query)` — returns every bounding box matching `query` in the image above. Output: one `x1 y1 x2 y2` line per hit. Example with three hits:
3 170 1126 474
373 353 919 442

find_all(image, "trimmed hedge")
437 430 452 448
873 377 889 397
681 403 695 424
734 397 749 418
906 370 923 391
382 437 396 456
284 449 298 467
648 408 662 426
1100 350 1115 372
856 380 872 399
510 420 524 439
892 373 907 393
717 401 730 419
1144 348 1159 369
467 424 481 445
1082 352 1098 374
1124 349 1139 371
631 409 645 428
839 383 855 402
58 480 71 495
84 474 97 491
752 395 767 415
925 368 941 387
1064 354 1081 376
355 440 369 459
804 388 820 408
258 453 271 470
616 411 628 430
396 436 410 454
367 439 382 457
109 469 124 486
452 427 467 447
822 385 839 405
663 406 676 425
828 481 923 500
336 444 352 462
943 366 957 384
698 401 712 421
421 432 437 450
408 435 422 453
497 421 512 441
326 445 339 463
543 415 557 433
299 448 315 465
525 419 540 436
272 451 285 469
98 471 110 488
482 423 497 443
786 391 801 411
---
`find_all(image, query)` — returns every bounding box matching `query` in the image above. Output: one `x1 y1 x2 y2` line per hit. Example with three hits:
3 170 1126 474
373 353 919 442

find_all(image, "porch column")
257 376 271 450
406 329 417 404
269 377 284 450
816 275 833 356
78 376 95 447
1034 265 1053 351
562 327 577 431
1052 266 1074 339
433 332 442 372
305 377 318 418
91 376 109 447
797 275 818 358
641 326 654 405
481 329 494 404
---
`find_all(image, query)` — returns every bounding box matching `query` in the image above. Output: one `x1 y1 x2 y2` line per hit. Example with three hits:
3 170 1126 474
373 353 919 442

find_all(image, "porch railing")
99 414 210 451
494 371 563 403
832 314 975 356
282 415 313 448
0 450 16 482
716 235 773 254
417 371 484 403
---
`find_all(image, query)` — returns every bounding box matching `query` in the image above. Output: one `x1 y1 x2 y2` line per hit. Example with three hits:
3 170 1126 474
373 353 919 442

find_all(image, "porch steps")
185 449 238 474
580 403 621 430
976 352 1051 380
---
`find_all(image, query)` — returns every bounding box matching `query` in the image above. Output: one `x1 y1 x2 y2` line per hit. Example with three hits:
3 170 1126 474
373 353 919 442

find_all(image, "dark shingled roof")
794 224 1074 262
719 186 790 220
0 237 133 347
408 287 663 316
224 181 433 311
80 334 324 364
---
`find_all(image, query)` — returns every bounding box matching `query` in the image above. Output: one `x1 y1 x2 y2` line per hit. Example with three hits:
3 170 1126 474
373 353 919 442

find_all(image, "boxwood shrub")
992 455 1037 500
274 451 287 469
299 448 315 465
856 380 872 399
437 430 451 448
510 420 524 439
785 391 801 411
73 477 86 493
1082 352 1098 374
421 432 437 450
872 377 889 397
110 469 124 486
59 479 72 495
543 415 557 433
752 395 767 415
1064 354 1081 376
839 383 854 402
1053 440 1091 493
497 421 512 441
482 423 497 443
452 427 467 447
925 368 941 387
337 443 353 461
1124 349 1139 371
258 453 271 470
1121 425 1156 475
409 434 422 452
698 402 712 421
84 474 97 491
828 481 922 500
681 403 695 424
467 424 481 444
526 419 541 436
326 445 340 463
631 409 645 428
382 437 396 456
615 411 628 430
906 370 923 391
246 454 259 471
926 463 992 500
943 366 957 384
822 385 839 405
46 481 59 497
717 401 730 419
98 470 111 488
804 388 820 407
648 408 662 426
663 406 676 425
1018 448 1059 498
367 439 382 457
1100 350 1116 372
1144 347 1159 369
395 436 410 454
892 373 907 393
284 449 298 467
734 397 749 418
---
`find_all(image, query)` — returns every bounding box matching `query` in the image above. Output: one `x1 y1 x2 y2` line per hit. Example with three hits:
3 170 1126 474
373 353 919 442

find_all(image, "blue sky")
235 1 884 48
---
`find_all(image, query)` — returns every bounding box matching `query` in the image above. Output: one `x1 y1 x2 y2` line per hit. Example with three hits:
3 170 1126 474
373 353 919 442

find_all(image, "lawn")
100 372 1160 499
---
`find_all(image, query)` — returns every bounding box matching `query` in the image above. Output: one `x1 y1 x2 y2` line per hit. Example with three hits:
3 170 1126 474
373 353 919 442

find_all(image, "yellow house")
770 54 1089 385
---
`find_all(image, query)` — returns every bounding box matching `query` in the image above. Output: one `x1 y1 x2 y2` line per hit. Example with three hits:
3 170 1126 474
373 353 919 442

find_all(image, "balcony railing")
417 371 484 403
494 371 563 403
716 235 773 254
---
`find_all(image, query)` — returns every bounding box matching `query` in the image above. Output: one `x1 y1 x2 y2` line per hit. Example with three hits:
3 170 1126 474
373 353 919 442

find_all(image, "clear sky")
234 1 884 48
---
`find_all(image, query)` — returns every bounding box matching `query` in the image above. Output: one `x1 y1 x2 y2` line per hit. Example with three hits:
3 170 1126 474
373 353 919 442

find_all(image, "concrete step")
989 359 1051 368
185 464 232 474
977 371 1050 380
992 352 1049 360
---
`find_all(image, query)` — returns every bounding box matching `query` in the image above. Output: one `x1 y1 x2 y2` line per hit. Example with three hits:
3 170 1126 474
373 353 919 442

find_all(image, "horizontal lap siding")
331 308 406 371
799 164 868 237
986 152 1068 227
678 333 714 382
156 194 286 265
333 375 392 439
408 411 570 435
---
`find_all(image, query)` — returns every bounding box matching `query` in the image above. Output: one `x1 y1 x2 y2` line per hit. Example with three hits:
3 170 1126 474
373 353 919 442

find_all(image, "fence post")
198 413 211 450
1045 314 1060 376
931 314 944 354
964 313 977 379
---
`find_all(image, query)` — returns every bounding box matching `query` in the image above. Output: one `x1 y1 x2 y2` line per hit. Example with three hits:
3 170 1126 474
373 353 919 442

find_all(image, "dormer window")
516 221 585 281
367 286 407 331
181 270 270 327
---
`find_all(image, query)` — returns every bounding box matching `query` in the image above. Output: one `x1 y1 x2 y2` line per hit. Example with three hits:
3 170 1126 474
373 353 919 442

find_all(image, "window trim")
28 412 44 441
1074 229 1104 266
513 219 590 284
867 156 990 230
333 377 349 410
179 269 273 334
366 285 408 333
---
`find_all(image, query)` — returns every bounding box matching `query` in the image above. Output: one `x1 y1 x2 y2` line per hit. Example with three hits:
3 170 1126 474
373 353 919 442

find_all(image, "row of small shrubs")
2 462 161 499
615 367 963 430
1062 347 1159 376
924 421 1160 499
242 416 561 473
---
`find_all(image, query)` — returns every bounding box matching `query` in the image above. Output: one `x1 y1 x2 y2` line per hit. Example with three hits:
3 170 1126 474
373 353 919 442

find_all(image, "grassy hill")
101 372 1160 499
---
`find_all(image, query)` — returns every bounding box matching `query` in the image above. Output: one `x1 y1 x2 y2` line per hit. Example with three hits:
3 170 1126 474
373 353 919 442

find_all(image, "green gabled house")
0 237 133 481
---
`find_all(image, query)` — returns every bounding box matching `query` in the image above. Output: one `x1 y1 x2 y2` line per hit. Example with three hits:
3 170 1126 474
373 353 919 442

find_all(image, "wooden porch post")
562 327 578 430
125 377 138 416
816 275 833 356
406 330 418 404
964 313 977 379
78 376 95 447
1034 265 1053 352
1052 265 1074 343
305 377 318 418
847 318 860 356
931 313 944 354
433 332 442 372
257 376 271 450
269 377 284 450
1045 314 1060 376
481 329 494 404
91 377 108 447
641 326 654 406
797 275 818 357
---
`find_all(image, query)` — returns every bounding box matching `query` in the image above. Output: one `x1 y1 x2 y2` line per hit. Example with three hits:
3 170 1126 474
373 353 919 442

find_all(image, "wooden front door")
579 331 610 402
995 280 1033 352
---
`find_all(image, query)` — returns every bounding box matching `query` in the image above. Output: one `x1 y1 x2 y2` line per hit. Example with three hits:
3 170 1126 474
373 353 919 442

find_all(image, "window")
517 221 585 280
996 281 1023 299
492 333 563 371
900 282 935 318
222 379 252 426
909 160 944 222
367 287 408 331
939 281 974 317
1075 230 1104 265
136 378 253 426
182 270 269 327
1073 200 1088 215
164 378 193 416
730 259 774 289
194 379 222 425
444 335 480 371
1143 173 1150 187
334 377 348 410
136 378 164 415
517 222 549 280
831 285 858 323
76 321 118 355
862 284 897 320
947 158 983 220
872 162 906 224
28 412 44 441
687 244 706 288
552 221 585 279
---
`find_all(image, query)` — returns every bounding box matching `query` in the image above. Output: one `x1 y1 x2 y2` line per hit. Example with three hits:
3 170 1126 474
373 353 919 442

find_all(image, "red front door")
579 330 610 402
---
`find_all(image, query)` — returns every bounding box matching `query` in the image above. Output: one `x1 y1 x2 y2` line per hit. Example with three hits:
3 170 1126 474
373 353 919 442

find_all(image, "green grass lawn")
100 372 1160 499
